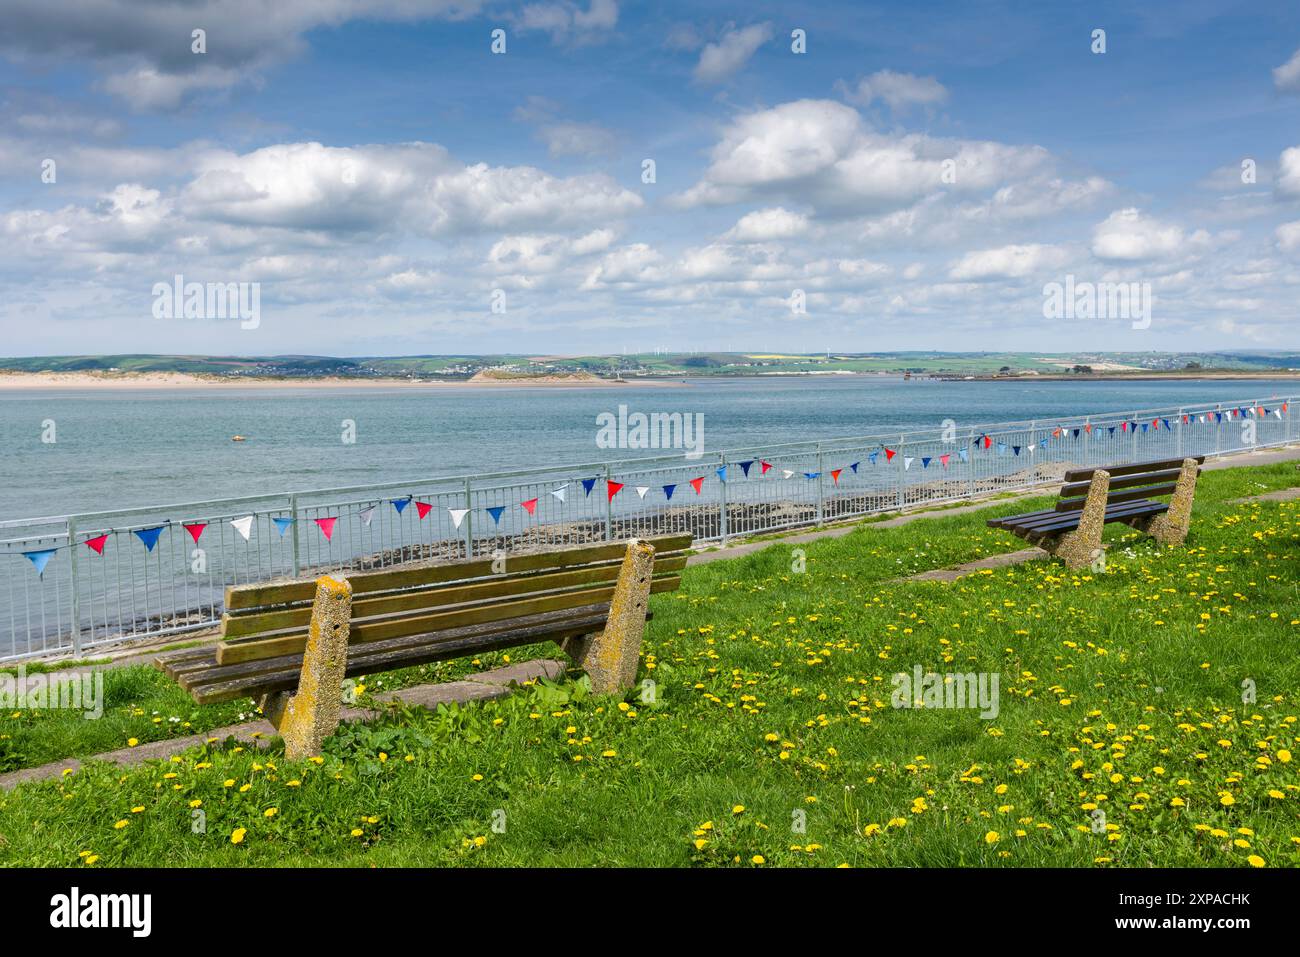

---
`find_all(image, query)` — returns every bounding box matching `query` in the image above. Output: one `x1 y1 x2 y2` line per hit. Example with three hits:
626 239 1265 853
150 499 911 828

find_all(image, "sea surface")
0 377 1294 520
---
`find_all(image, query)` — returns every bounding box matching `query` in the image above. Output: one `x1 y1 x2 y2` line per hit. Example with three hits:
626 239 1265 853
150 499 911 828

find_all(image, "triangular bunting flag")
392 497 411 514
84 534 108 555
415 501 433 519
486 506 505 525
940 454 950 468
636 486 649 499
782 470 795 480
314 517 337 541
689 476 704 495
273 516 295 536
760 460 772 474
663 484 677 500
183 522 206 544
581 478 597 497
903 457 914 470
850 462 859 473
231 516 254 541
885 448 897 462
135 526 164 552
23 548 56 577
448 508 469 529
358 506 376 527
551 484 568 504
921 457 931 469
738 460 754 477
607 481 624 501
520 498 538 515
957 448 968 463
1012 446 1021 456
830 468 842 484
716 466 727 482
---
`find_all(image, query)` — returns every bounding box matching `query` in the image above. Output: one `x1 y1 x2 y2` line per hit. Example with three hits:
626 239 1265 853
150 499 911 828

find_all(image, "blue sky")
2 0 1299 356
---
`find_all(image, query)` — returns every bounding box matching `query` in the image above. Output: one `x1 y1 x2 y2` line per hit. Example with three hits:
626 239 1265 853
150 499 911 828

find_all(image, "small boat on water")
231 435 247 442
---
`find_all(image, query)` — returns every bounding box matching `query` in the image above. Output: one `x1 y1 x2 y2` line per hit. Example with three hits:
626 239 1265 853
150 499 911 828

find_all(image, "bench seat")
986 456 1202 570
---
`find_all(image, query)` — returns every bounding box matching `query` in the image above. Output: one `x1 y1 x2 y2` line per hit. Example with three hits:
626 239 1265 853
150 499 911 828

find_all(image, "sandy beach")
0 371 689 391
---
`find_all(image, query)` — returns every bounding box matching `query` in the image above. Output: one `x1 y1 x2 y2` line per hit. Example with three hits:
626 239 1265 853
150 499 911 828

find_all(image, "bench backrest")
216 534 691 665
1055 456 1203 512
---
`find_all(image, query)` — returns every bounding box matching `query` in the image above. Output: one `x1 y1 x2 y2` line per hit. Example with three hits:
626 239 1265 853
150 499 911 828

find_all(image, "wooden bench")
156 535 688 757
987 456 1203 570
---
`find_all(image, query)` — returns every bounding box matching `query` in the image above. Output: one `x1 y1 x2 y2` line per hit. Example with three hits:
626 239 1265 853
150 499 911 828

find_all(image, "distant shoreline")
0 371 689 391
0 368 1297 391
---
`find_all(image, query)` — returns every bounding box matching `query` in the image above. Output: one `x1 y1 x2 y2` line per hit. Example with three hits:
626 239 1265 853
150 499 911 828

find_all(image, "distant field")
1 351 1298 380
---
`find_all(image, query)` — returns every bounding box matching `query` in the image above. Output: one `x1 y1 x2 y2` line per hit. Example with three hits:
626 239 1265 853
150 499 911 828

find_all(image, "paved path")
0 659 565 790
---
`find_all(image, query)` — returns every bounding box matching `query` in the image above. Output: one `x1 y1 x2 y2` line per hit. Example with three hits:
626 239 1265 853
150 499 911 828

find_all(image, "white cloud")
1091 208 1210 261
1276 220 1300 252
535 121 619 158
180 141 642 236
948 243 1068 280
677 99 1051 215
725 207 810 242
513 0 619 42
1275 146 1300 198
693 22 773 84
1273 47 1300 92
838 70 948 111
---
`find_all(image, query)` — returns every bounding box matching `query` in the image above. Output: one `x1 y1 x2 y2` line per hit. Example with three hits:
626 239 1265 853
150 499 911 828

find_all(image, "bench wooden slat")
1062 456 1203 483
179 603 619 694
1016 501 1166 538
1055 483 1177 511
216 574 682 665
221 554 687 639
190 607 615 704
1058 468 1185 498
224 534 692 610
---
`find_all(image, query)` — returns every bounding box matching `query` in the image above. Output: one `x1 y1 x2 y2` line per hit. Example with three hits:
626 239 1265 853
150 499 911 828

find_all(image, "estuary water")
0 376 1293 520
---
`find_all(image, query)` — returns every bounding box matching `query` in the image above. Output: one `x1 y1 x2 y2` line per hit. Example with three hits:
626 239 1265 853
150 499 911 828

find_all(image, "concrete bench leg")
562 540 655 695
1044 469 1109 571
1136 457 1198 545
260 575 352 760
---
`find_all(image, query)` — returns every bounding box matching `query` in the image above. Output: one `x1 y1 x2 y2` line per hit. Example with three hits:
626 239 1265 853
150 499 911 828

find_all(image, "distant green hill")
1 352 1297 379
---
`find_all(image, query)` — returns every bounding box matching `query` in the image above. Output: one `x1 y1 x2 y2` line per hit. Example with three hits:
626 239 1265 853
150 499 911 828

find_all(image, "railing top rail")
0 391 1293 529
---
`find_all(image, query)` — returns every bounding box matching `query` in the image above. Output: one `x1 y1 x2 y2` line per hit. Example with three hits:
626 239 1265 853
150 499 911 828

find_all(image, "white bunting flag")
636 486 649 499
359 505 376 527
231 515 254 541
782 469 795 479
904 457 914 471
1274 409 1283 419
448 508 469 529
1027 444 1036 453
551 484 568 504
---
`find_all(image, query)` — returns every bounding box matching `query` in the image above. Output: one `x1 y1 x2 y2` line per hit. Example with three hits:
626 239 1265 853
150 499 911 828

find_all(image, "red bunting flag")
1283 403 1289 413
1152 418 1160 429
183 522 206 544
415 501 433 519
689 476 704 494
84 534 109 555
884 448 896 461
314 517 337 540
1052 428 1061 438
520 497 538 515
606 481 624 501
1121 421 1129 431
1085 424 1093 434
830 468 842 485
940 453 950 468
760 460 772 474
1183 414 1189 424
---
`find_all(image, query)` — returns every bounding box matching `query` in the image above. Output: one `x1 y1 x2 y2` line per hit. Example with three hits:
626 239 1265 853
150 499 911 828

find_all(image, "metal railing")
1 393 1295 662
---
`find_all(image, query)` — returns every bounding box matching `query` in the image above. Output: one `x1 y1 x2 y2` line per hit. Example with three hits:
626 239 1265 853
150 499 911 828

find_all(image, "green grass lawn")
1 461 1297 867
